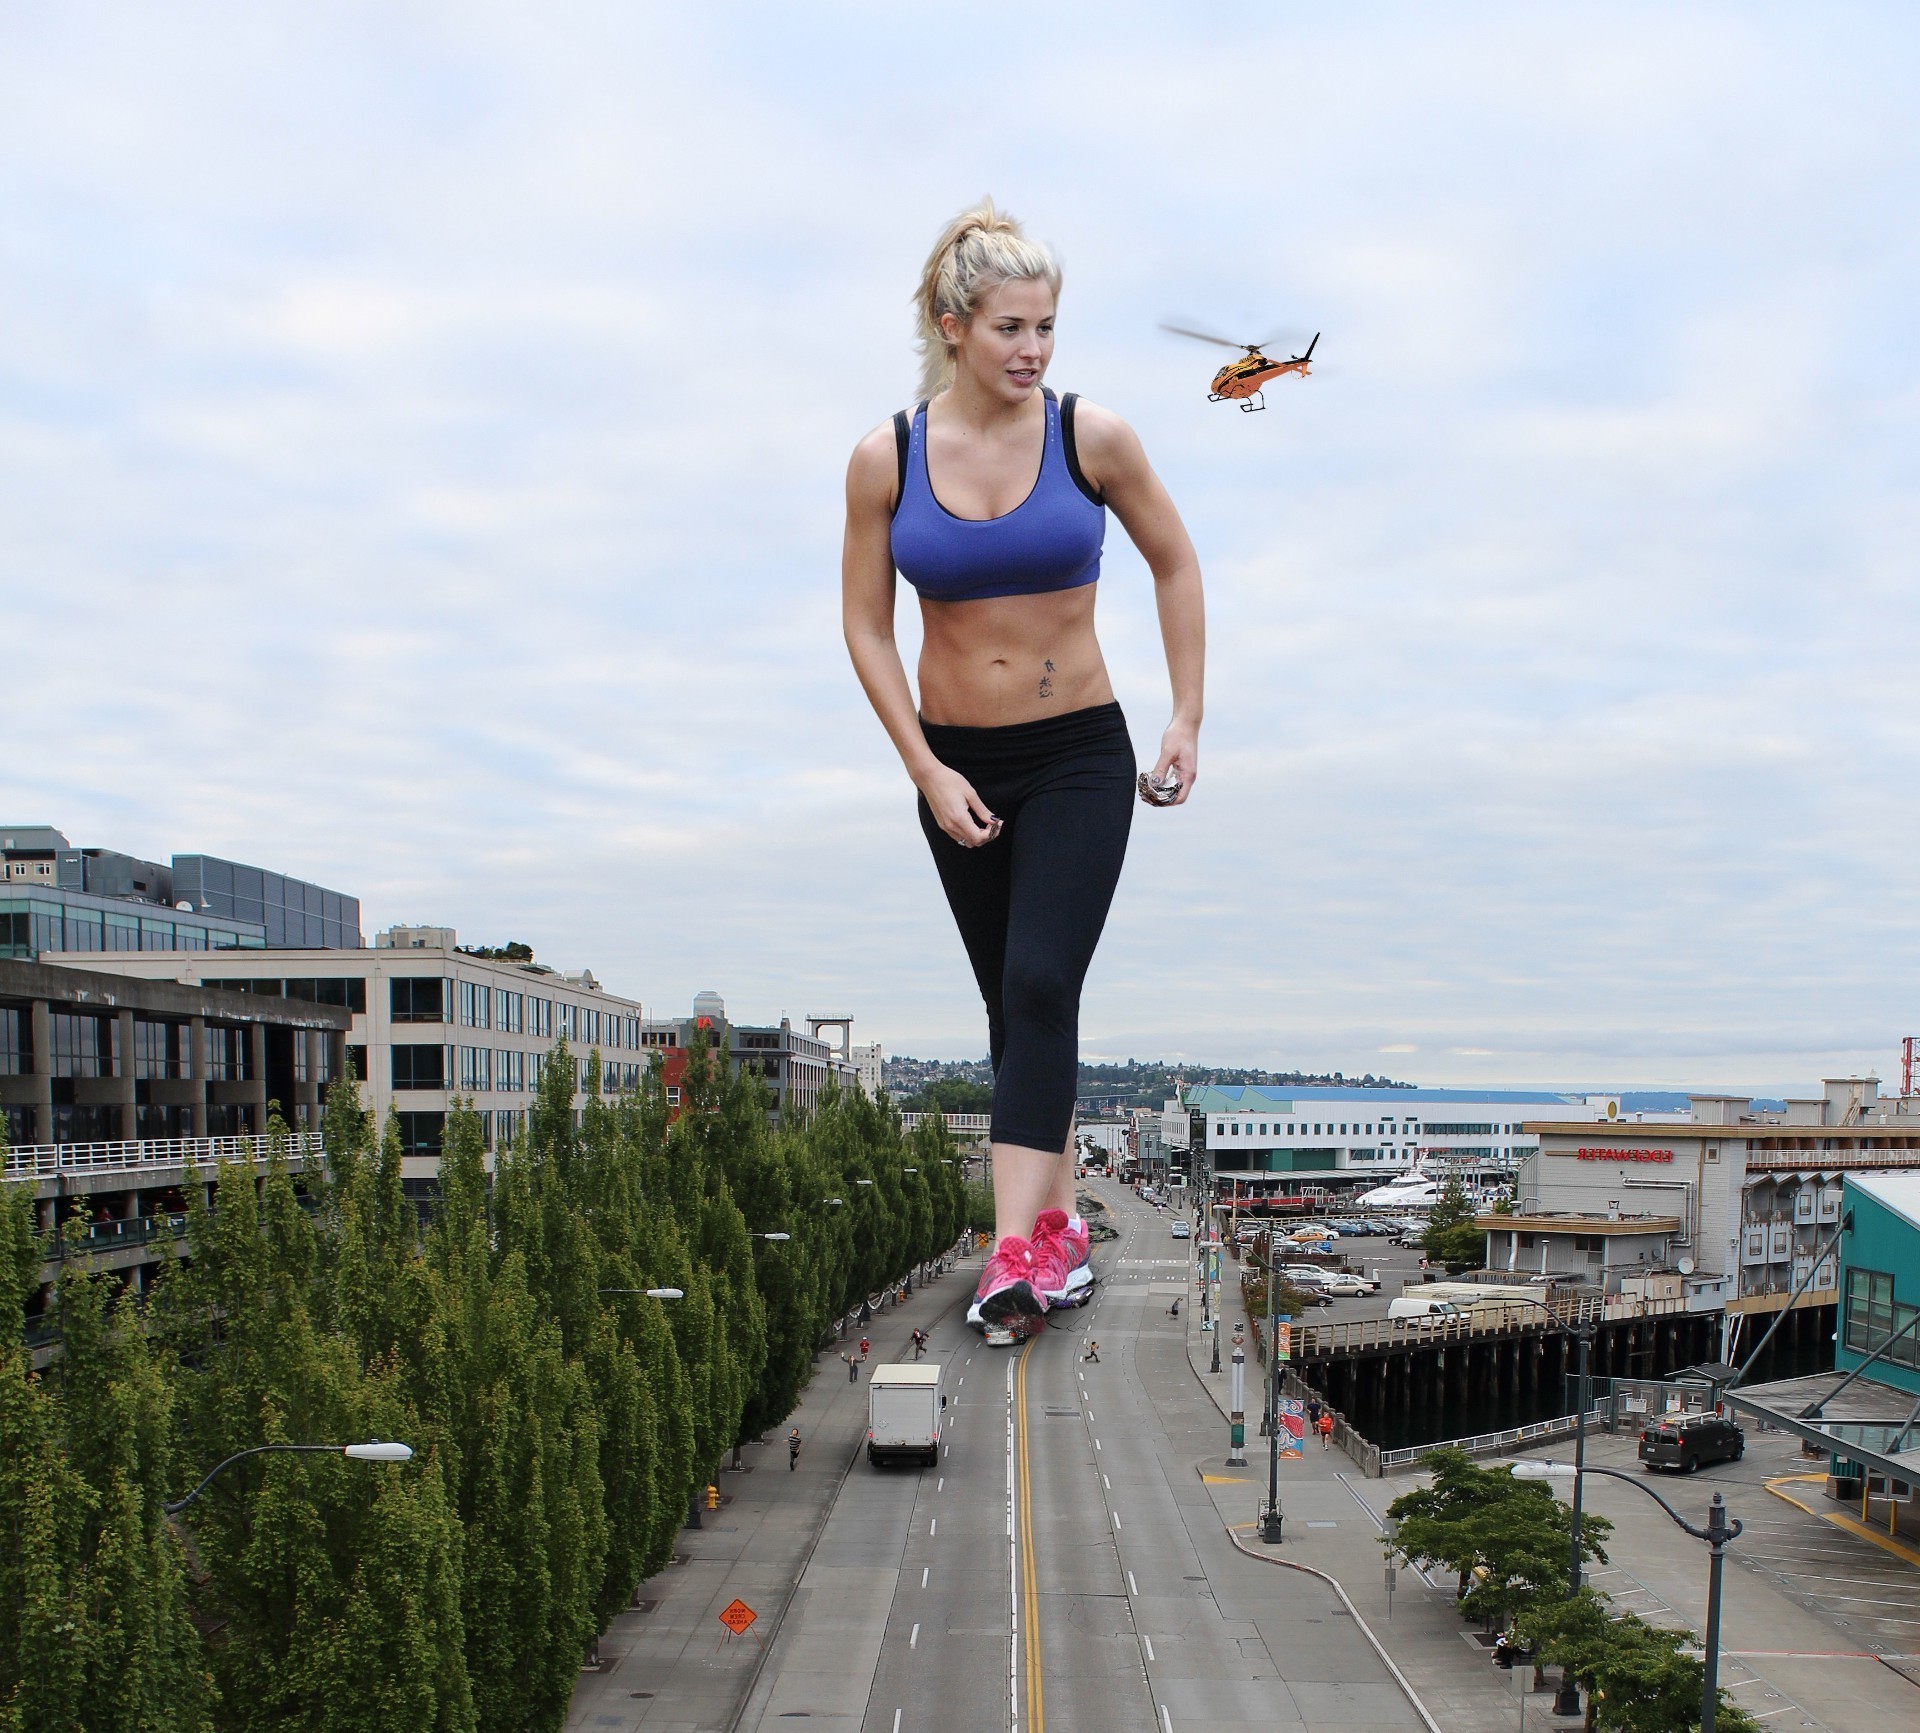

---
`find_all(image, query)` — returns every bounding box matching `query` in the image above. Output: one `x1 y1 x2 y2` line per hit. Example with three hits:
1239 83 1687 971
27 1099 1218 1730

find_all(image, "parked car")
1388 1295 1461 1324
1638 1414 1744 1473
1318 1272 1374 1298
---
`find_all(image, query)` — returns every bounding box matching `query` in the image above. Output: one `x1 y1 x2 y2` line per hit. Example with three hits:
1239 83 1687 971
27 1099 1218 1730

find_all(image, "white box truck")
867 1363 944 1468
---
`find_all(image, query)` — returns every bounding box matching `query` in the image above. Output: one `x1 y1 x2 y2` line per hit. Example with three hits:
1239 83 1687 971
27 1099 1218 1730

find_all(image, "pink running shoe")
967 1234 1046 1329
1030 1209 1093 1307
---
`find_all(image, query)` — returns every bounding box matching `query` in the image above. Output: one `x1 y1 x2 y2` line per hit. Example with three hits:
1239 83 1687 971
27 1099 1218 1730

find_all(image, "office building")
642 996 859 1118
46 928 644 1180
1502 1078 1920 1346
1 824 361 959
1186 1084 1609 1184
2 958 351 1343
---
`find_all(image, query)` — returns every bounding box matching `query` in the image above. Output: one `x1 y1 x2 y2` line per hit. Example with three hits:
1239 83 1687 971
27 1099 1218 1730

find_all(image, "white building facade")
1186 1085 1609 1187
47 929 647 1178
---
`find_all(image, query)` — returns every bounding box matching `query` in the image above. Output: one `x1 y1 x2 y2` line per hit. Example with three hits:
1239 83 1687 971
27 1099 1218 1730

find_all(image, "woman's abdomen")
916 588 1113 727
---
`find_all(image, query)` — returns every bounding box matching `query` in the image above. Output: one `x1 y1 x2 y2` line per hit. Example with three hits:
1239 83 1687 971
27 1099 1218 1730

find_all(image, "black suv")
1638 1413 1744 1473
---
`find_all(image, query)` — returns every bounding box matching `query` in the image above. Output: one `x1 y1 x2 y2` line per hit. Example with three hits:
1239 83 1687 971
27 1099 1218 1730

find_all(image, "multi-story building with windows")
1503 1078 1920 1351
45 928 644 1182
641 996 858 1118
2 958 352 1349
1 824 361 959
1185 1084 1609 1188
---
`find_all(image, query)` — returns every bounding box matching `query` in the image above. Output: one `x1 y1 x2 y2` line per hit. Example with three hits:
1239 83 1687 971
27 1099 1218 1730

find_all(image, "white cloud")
1 3 1916 1092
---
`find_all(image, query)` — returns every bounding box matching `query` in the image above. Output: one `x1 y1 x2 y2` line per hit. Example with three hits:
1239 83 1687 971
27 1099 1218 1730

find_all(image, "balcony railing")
4 1131 326 1183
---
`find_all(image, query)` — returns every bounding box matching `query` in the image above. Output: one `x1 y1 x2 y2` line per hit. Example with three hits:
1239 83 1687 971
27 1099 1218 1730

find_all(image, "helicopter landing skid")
1206 389 1266 412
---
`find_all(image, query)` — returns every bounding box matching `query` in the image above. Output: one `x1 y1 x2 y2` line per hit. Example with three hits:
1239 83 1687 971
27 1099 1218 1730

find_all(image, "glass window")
458 1046 492 1092
139 918 174 950
0 1006 27 1074
391 977 447 1024
392 1044 448 1090
49 1012 115 1078
396 1111 444 1159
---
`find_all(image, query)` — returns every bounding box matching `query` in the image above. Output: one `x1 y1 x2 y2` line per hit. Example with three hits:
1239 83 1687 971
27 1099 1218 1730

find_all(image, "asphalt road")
739 1181 1427 1733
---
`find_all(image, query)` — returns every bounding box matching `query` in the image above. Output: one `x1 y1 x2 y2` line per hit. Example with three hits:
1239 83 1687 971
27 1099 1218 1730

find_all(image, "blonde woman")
843 200 1205 1332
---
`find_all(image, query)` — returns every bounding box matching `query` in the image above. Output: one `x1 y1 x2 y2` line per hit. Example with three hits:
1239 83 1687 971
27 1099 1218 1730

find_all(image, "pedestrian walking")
1083 1340 1100 1363
843 1353 859 1383
859 1336 871 1363
1317 1411 1333 1451
1306 1397 1322 1431
1168 1298 1180 1318
788 1428 802 1469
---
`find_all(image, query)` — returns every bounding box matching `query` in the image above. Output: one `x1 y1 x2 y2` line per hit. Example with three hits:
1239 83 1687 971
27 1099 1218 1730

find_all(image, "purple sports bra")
889 387 1106 604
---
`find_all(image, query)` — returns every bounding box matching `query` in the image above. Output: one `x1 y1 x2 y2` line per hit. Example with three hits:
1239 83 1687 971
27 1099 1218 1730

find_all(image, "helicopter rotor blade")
1161 323 1247 350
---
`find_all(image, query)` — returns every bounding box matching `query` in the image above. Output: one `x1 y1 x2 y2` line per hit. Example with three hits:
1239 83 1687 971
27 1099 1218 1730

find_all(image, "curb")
1176 1285 1446 1733
1219 1525 1446 1733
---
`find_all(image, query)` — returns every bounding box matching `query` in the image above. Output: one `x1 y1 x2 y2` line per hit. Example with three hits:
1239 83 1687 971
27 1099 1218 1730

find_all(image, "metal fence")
4 1131 325 1182
1376 1408 1608 1476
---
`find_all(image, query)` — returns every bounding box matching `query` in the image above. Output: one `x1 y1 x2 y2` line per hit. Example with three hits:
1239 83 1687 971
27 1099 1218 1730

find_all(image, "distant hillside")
882 1054 1415 1115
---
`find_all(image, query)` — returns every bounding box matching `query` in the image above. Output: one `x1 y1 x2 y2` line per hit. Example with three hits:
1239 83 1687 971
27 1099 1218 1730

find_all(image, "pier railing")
1374 1407 1609 1476
1289 1294 1609 1357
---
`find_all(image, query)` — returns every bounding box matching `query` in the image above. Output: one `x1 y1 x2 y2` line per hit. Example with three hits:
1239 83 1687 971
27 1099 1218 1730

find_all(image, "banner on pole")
1276 1396 1305 1458
1275 1321 1292 1362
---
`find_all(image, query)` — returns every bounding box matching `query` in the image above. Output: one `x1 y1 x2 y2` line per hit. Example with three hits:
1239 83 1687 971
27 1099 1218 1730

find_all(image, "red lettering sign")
1574 1147 1674 1163
718 1598 757 1634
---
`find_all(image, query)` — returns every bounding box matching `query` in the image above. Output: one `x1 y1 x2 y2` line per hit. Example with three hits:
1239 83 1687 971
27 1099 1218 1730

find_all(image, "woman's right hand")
916 761 1001 848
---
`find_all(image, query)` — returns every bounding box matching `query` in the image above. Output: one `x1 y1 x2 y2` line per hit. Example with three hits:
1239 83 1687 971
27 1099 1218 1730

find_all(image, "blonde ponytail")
912 198 1061 400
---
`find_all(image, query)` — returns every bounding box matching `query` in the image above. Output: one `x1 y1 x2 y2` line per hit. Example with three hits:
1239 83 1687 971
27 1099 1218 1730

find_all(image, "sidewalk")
1179 1278 1572 1730
564 1261 980 1733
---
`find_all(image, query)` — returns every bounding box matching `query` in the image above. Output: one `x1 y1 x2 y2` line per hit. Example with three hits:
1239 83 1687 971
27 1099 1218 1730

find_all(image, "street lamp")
165 1440 413 1515
1514 1460 1742 1733
598 1287 685 1299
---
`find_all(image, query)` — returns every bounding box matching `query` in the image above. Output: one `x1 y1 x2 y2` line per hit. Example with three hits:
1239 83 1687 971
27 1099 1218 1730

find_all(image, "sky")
4 3 1917 1093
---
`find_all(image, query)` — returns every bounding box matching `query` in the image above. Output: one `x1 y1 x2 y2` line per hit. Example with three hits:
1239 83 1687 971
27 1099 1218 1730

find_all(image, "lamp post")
1514 1461 1742 1733
164 1440 413 1515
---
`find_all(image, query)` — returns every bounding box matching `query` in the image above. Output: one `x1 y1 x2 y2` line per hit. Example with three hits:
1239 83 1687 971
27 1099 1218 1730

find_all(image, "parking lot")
1564 1423 1920 1731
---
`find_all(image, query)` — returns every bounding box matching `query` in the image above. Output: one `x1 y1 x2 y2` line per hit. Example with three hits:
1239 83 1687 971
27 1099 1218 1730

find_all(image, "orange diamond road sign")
718 1598 757 1635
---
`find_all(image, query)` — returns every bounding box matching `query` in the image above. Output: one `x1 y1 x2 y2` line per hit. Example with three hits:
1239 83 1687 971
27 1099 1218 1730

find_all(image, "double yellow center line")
1015 1335 1043 1733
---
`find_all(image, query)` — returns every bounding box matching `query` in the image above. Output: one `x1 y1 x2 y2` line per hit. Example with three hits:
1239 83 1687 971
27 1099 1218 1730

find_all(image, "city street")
571 1180 1920 1733
734 1182 1433 1733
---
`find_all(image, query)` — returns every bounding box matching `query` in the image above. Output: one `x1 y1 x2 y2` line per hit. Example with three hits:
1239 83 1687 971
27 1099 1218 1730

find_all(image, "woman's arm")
842 428 1002 846
1074 403 1205 802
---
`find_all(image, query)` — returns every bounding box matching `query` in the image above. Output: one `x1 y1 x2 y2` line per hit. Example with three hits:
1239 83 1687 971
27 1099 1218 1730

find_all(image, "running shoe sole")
970 1278 1046 1330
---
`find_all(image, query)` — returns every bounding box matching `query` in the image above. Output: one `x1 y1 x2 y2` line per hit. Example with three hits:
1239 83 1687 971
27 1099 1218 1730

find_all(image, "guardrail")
4 1131 325 1182
1290 1295 1607 1357
1376 1407 1608 1475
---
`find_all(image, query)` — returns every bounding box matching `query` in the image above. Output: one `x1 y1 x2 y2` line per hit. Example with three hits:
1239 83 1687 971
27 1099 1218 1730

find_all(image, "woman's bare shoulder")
848 416 903 508
1063 397 1149 485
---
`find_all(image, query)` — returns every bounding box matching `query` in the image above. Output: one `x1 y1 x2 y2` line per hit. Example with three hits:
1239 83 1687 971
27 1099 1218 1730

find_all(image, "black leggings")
917 702 1134 1153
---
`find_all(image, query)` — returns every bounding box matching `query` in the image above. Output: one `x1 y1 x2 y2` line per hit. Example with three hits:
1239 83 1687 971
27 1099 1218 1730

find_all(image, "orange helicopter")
1163 325 1319 411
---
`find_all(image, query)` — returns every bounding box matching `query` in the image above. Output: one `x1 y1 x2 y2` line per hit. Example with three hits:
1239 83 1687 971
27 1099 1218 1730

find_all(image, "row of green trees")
1386 1449 1758 1732
0 1038 971 1733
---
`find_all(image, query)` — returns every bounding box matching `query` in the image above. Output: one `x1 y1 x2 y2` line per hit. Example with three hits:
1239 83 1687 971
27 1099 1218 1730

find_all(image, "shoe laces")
981 1235 1034 1290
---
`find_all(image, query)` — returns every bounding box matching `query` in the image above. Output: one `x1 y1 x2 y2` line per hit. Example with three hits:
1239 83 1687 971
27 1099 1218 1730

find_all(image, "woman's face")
943 276 1055 402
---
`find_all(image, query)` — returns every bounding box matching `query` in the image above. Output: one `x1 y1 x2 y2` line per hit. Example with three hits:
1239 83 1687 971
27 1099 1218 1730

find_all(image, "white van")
867 1364 944 1467
1388 1295 1461 1324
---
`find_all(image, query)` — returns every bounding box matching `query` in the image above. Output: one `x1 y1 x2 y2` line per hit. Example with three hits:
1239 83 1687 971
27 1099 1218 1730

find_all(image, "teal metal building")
1837 1170 1920 1398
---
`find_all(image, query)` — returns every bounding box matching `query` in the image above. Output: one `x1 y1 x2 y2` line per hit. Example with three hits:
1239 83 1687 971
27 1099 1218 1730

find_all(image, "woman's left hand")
1150 720 1198 806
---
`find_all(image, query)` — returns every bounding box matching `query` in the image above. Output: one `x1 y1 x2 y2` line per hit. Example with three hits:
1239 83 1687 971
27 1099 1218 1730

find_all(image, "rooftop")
1846 1168 1920 1234
1476 1209 1681 1236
